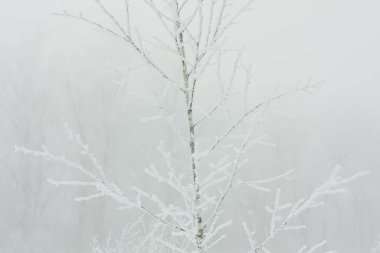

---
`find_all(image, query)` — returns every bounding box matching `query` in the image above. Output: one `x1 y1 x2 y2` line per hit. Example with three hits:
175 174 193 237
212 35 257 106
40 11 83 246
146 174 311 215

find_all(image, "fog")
0 0 379 252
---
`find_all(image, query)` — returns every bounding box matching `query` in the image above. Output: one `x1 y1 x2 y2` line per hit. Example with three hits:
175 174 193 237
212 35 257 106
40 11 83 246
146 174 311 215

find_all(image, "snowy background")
0 0 379 252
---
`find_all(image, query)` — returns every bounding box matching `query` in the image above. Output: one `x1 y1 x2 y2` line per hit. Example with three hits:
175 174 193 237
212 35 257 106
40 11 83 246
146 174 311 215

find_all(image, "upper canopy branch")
53 10 184 93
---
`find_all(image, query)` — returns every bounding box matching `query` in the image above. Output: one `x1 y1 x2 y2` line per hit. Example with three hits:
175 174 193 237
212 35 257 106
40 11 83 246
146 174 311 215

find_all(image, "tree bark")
176 22 204 253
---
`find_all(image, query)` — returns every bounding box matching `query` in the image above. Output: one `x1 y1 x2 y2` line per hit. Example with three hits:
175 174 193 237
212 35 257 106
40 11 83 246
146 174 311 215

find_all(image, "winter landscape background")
0 0 379 252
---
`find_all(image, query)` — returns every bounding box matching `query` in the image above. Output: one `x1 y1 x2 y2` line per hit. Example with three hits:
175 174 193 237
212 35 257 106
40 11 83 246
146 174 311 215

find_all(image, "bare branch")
53 11 183 93
200 85 314 158
254 166 370 251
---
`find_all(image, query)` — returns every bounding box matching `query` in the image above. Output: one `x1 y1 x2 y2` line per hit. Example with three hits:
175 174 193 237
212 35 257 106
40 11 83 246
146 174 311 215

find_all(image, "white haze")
0 0 379 252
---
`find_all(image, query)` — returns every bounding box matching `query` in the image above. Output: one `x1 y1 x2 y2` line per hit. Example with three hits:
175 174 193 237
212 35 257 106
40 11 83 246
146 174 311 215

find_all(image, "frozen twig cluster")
14 0 369 252
90 218 183 253
13 127 187 233
244 166 369 252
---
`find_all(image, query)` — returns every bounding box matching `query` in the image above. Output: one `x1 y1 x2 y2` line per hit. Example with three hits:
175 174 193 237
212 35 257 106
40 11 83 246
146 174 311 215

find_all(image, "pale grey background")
0 0 379 252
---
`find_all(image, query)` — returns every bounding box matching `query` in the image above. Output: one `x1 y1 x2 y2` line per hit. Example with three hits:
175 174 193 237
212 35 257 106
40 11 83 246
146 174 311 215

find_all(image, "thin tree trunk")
176 18 204 253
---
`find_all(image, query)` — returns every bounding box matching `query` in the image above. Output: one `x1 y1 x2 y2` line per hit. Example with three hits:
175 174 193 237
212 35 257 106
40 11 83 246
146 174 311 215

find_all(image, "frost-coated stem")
174 1 204 251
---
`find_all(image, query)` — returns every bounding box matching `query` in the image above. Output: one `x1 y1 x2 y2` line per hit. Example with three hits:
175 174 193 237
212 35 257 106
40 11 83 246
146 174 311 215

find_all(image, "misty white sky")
0 0 379 252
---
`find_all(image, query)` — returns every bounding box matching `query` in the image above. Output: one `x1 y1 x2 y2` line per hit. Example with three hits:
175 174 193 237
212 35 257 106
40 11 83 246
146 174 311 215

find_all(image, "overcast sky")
0 0 379 252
